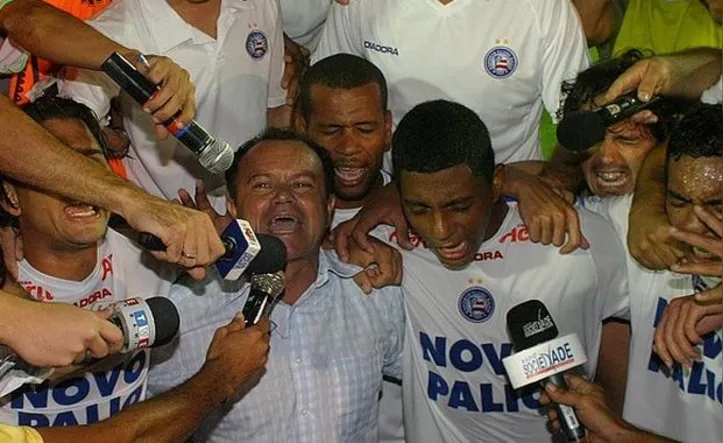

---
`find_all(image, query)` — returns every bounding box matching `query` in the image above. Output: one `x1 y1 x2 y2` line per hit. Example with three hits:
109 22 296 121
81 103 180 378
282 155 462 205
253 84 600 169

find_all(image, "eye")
356 124 376 134
321 128 341 136
252 182 271 190
452 204 472 213
669 199 688 209
293 181 314 189
407 206 429 216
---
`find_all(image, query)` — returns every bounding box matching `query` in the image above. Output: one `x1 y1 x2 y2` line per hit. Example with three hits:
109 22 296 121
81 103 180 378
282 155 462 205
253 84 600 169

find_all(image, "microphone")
557 91 664 152
100 52 234 174
502 300 589 442
138 219 287 280
0 296 180 396
242 271 286 326
108 296 180 352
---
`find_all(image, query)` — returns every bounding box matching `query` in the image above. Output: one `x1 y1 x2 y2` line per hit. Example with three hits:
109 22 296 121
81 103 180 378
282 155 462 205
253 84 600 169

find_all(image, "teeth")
335 167 366 181
65 204 98 218
597 171 624 182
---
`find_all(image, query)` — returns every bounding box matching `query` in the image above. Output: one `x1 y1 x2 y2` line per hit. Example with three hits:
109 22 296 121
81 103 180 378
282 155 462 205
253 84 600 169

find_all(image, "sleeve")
701 77 723 104
580 208 631 321
535 0 590 123
58 67 119 126
0 36 28 74
371 286 405 380
266 0 286 108
311 1 364 63
0 425 44 443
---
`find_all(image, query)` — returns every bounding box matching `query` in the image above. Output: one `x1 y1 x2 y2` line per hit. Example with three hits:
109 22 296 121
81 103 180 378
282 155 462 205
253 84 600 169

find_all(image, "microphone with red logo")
138 219 287 280
502 300 588 442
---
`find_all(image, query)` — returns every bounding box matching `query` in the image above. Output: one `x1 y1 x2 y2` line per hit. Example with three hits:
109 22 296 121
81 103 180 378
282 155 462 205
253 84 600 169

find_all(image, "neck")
22 234 99 282
335 171 384 210
279 253 319 305
166 0 220 38
482 199 510 242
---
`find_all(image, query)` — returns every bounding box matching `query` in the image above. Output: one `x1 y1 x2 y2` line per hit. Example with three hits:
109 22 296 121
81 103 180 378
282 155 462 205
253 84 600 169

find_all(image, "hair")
667 103 723 165
0 96 110 227
299 54 388 120
225 128 335 200
561 49 679 142
392 100 495 183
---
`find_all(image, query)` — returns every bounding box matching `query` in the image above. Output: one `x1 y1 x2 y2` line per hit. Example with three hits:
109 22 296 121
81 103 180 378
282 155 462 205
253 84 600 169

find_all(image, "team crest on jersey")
458 286 495 323
484 46 518 79
246 29 268 60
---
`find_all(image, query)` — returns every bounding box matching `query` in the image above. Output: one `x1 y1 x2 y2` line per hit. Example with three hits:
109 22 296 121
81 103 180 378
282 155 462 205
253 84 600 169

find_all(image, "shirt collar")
292 249 362 306
139 1 210 54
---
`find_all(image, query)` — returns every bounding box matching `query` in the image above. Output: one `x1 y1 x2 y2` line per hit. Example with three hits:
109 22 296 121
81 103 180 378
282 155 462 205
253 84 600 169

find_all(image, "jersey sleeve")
370 286 405 380
266 0 286 109
58 67 120 126
579 207 631 321
534 0 590 123
311 1 365 63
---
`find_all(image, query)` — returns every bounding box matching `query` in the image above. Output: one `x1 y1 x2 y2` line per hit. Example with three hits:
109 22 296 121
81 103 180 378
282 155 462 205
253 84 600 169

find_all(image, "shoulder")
88 0 137 37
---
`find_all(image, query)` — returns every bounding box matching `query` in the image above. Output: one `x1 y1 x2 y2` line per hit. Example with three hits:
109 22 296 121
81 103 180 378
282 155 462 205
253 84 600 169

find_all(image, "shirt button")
300 409 309 416
295 357 303 363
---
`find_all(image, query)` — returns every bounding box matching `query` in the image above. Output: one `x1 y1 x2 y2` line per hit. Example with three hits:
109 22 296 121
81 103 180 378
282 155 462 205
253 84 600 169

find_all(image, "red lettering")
74 288 113 308
389 230 426 249
499 228 517 243
499 225 529 244
101 254 114 281
20 283 55 301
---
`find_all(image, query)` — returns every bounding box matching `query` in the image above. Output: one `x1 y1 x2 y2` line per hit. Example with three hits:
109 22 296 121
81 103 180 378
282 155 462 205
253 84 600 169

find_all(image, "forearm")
0 0 136 70
0 95 148 218
38 366 227 443
665 47 722 100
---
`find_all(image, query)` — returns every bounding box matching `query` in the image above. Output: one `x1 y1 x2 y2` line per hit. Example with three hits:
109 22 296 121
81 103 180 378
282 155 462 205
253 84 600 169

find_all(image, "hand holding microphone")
503 300 588 442
100 52 234 174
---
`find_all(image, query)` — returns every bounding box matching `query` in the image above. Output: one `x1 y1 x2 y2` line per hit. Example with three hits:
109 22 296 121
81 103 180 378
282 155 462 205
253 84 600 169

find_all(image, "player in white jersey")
0 96 175 427
578 104 722 442
59 0 287 212
313 0 590 165
296 53 402 442
0 97 273 441
345 100 628 442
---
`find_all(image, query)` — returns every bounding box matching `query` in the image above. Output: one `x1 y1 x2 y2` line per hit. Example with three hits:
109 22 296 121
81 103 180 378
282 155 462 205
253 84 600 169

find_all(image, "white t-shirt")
331 170 404 443
280 0 332 51
0 229 175 427
701 77 723 104
313 0 589 164
58 0 286 212
385 203 628 443
583 195 723 443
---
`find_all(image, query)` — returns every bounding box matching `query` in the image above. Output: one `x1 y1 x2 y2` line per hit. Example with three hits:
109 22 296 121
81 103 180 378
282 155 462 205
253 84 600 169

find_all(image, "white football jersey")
583 195 723 443
385 203 628 442
313 0 589 164
0 229 175 427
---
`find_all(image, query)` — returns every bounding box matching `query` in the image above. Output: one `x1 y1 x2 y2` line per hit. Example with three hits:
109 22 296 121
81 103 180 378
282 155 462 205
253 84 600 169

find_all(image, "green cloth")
614 0 722 55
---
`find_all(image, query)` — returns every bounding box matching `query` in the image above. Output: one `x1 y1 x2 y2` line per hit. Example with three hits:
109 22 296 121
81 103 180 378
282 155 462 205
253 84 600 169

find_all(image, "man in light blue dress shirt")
148 128 405 443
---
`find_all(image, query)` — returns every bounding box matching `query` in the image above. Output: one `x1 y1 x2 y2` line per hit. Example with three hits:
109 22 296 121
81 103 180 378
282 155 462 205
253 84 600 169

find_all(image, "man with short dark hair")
347 100 629 442
149 128 405 442
296 53 403 442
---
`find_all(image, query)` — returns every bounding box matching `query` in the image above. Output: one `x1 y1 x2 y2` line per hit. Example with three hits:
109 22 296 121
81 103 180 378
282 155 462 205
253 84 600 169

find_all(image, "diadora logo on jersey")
364 40 399 56
484 46 518 79
498 223 529 244
458 286 495 323
246 29 268 60
474 250 504 262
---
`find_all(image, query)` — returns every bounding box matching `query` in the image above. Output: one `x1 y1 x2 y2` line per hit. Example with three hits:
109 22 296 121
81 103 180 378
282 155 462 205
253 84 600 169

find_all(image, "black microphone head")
247 234 287 274
146 296 180 347
556 111 607 153
506 299 559 351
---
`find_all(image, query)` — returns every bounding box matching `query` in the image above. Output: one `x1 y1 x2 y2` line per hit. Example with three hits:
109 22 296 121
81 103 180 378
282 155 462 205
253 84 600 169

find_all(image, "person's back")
614 0 722 55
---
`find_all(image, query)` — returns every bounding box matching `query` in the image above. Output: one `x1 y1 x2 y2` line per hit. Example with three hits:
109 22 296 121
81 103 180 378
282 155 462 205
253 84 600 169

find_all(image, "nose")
335 129 363 157
595 137 624 165
681 208 710 235
271 184 294 204
431 211 453 242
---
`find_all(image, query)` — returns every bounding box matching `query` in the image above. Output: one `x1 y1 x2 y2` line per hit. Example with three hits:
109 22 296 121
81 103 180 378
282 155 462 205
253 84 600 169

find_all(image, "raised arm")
38 317 271 443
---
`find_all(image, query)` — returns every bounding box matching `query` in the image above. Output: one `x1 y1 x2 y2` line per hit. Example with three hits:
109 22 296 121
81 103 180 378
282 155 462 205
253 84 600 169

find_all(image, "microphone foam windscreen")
556 111 607 152
506 299 559 351
248 234 287 274
146 296 180 347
